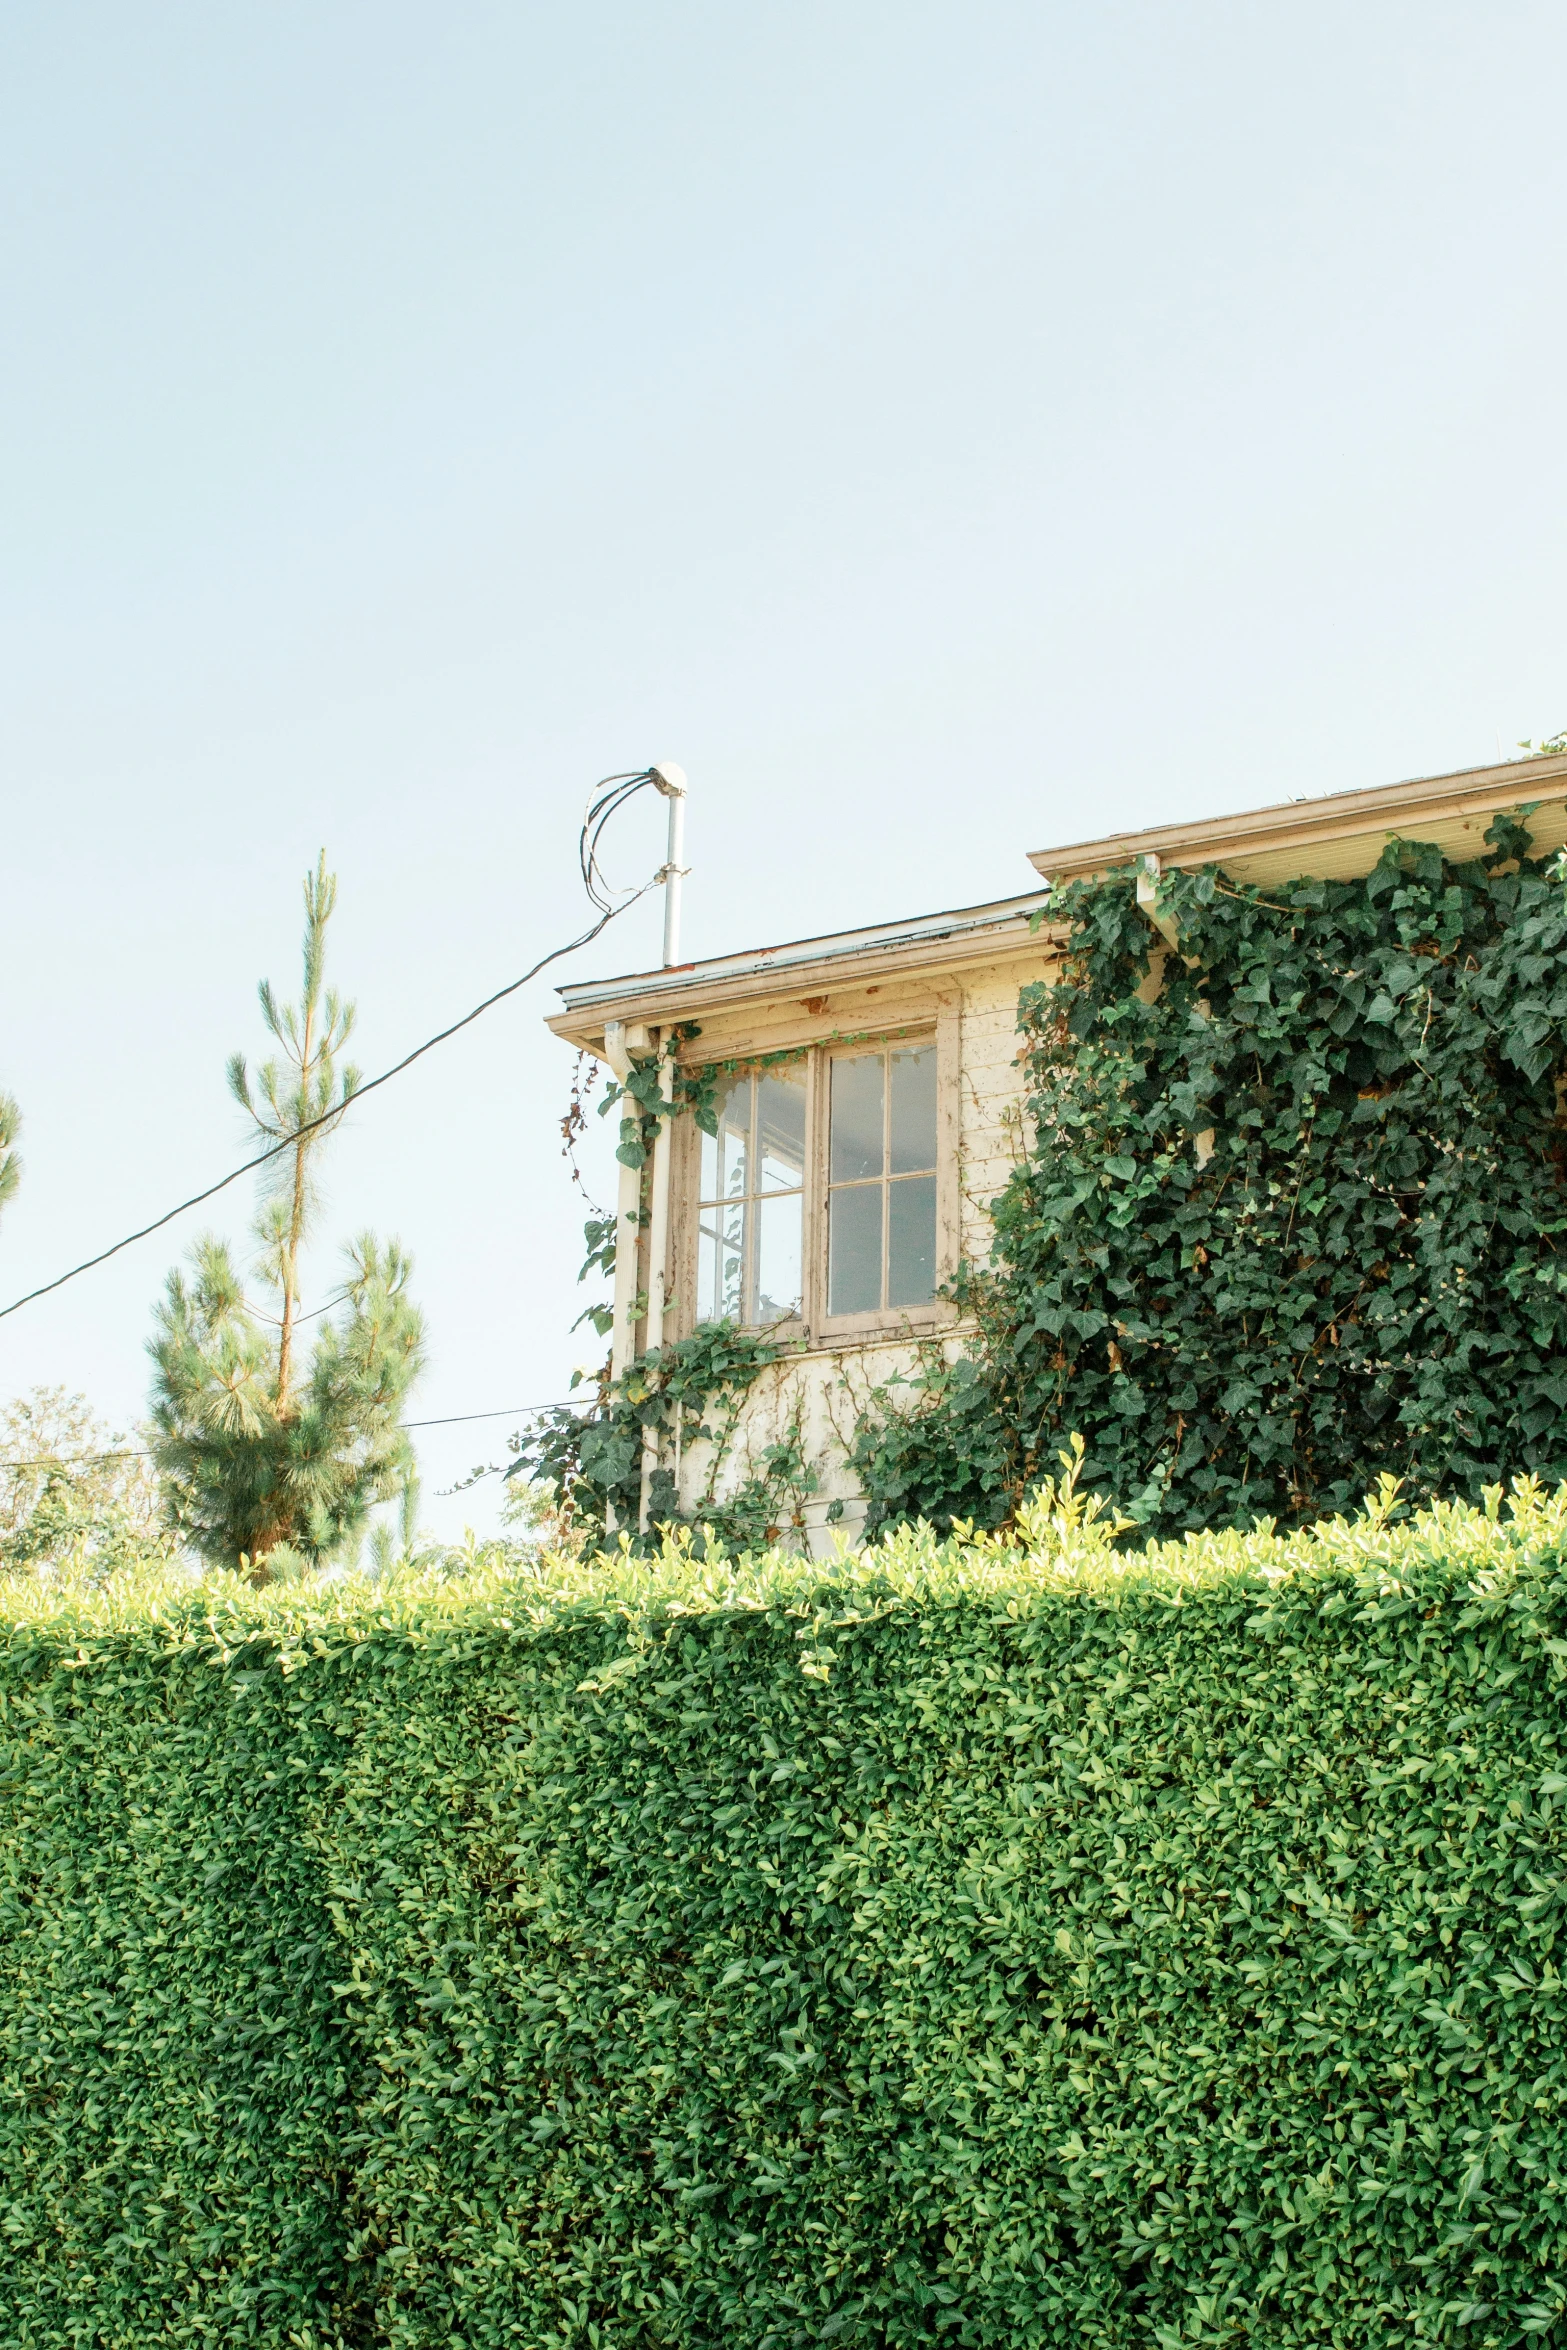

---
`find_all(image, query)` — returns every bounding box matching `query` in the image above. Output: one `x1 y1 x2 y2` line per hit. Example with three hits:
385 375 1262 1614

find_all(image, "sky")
5 0 1567 1538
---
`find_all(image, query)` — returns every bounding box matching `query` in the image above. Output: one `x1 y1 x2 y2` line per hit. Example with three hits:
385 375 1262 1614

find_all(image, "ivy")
600 1030 894 1168
594 1023 789 1176
850 1347 1016 1539
858 811 1567 1539
510 1319 813 1551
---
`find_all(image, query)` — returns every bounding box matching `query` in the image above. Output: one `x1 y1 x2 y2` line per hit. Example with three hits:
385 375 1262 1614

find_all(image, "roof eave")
548 892 1061 1055
1028 750 1567 886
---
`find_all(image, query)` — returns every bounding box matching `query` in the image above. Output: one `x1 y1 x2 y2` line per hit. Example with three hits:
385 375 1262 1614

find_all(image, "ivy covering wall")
5 1485 1567 2345
516 1320 815 1551
856 816 1567 1538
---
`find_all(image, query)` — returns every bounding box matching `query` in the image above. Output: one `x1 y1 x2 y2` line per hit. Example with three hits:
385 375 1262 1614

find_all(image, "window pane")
829 1183 883 1315
830 1054 884 1182
698 1223 744 1322
757 1067 807 1191
701 1075 751 1203
888 1175 937 1307
753 1189 803 1322
889 1046 937 1174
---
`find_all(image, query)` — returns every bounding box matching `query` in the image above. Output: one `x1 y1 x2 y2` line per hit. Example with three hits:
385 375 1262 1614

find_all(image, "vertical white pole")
604 1020 643 1391
644 1040 675 1362
603 1017 644 1537
652 764 687 969
636 763 688 1535
638 1032 676 1535
662 790 685 966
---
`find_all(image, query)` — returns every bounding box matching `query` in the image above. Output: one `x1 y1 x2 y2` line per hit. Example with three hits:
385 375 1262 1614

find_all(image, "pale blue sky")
5 2 1566 1533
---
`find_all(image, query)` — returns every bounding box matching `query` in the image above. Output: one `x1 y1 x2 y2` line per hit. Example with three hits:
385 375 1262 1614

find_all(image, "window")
681 1029 948 1337
697 1066 807 1323
827 1043 938 1316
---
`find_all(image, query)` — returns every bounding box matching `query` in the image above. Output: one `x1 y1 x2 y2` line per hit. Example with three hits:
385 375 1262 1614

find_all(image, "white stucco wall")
671 1335 957 1553
956 963 1031 1256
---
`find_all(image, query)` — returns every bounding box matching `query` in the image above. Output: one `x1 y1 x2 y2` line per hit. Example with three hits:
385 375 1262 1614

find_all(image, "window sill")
708 1303 960 1350
666 1309 973 1371
807 1300 959 1346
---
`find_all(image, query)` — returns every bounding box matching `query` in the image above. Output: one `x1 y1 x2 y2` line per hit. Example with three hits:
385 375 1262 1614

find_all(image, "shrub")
5 1484 1567 2344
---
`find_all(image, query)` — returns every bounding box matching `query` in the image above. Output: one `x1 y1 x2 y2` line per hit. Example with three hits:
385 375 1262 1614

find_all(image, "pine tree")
149 855 425 1574
228 850 361 1402
0 1093 20 1222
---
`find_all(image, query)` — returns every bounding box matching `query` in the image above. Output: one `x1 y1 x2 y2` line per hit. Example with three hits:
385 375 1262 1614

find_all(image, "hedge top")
4 1458 1567 1667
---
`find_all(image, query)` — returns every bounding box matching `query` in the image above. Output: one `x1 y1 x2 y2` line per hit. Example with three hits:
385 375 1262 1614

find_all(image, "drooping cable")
0 1396 594 1473
0 768 667 1324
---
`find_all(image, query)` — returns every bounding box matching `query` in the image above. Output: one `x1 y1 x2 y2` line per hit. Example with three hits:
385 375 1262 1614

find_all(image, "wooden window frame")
667 998 961 1349
689 1063 811 1338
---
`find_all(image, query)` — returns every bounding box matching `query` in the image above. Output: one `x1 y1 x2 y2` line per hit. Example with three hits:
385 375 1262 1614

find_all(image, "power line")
0 770 666 1325
0 902 641 1321
405 1402 590 1430
0 1396 596 1473
1 1451 150 1470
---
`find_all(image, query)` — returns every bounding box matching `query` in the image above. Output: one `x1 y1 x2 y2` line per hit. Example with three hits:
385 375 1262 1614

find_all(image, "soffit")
1028 751 1567 889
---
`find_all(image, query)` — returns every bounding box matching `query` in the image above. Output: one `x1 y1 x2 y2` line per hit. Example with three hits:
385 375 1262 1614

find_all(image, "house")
548 748 1567 1549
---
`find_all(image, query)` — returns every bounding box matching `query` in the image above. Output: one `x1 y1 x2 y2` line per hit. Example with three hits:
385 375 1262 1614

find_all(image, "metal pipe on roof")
651 764 688 968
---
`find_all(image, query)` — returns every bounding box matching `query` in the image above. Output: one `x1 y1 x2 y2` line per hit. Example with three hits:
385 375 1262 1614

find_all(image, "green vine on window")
574 1021 908 1308
508 1318 812 1554
549 1014 937 1532
661 1029 890 1139
600 1024 706 1171
855 808 1567 1540
599 1027 893 1163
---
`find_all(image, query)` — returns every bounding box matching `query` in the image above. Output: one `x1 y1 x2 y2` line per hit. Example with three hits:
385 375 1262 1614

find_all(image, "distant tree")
0 1092 20 1222
363 1467 426 1577
0 1386 160 1572
149 854 425 1576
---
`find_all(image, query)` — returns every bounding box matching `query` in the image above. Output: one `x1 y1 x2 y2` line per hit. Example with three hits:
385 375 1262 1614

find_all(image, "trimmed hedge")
5 1483 1567 2346
0 1603 358 2344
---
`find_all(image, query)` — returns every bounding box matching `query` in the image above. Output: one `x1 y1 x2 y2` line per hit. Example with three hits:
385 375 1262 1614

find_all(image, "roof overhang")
549 891 1056 1056
1028 750 1567 890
